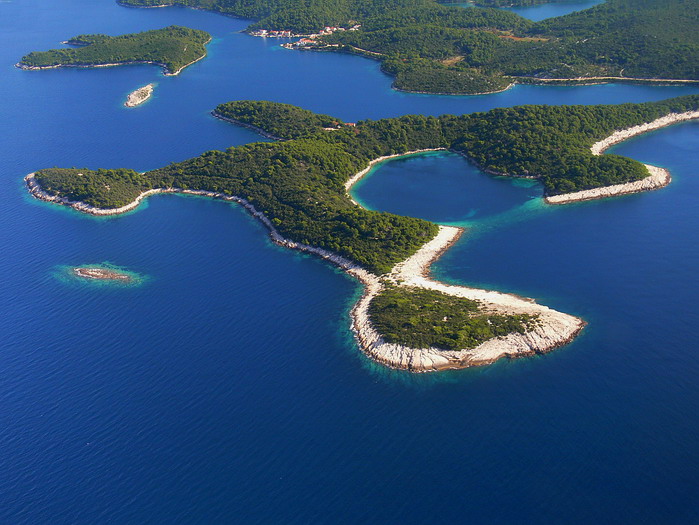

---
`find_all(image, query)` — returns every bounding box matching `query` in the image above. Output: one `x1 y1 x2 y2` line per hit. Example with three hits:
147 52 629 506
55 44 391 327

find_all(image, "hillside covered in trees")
32 95 699 272
19 26 210 75
214 101 343 139
369 286 539 351
118 0 699 94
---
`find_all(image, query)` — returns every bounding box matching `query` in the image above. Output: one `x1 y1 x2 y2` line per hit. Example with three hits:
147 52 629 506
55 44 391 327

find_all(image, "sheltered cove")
25 112 699 371
26 171 584 371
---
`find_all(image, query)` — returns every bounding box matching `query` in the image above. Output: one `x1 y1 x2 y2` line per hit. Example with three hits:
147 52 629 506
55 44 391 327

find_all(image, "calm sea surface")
447 0 605 21
1 1 698 523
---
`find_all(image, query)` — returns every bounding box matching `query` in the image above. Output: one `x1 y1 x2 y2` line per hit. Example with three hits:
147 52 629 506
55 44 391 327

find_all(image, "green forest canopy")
215 101 344 139
118 0 699 94
33 95 699 274
20 26 210 74
369 286 539 351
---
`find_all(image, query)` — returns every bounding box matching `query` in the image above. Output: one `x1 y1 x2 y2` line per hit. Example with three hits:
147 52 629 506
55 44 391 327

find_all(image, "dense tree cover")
454 95 699 193
369 286 538 350
535 0 699 80
120 0 470 34
33 95 699 272
383 58 512 94
215 101 343 139
317 4 606 92
120 0 532 33
114 0 698 93
322 0 699 92
118 0 699 93
20 26 210 74
34 168 150 208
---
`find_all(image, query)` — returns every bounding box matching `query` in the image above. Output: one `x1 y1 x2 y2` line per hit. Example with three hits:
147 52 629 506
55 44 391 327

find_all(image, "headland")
545 111 699 204
17 26 210 77
25 96 699 372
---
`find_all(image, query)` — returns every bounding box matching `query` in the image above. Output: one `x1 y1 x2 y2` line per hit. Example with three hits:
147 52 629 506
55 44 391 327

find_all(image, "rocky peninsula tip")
29 110 698 371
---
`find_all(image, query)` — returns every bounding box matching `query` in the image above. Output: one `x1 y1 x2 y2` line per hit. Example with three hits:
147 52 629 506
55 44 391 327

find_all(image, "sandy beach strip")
26 146 585 372
343 148 446 204
31 108 697 370
351 225 585 371
545 164 670 205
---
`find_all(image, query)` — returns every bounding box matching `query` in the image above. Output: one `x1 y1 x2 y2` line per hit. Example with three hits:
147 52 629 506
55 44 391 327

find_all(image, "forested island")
118 0 699 94
26 96 699 369
18 26 210 76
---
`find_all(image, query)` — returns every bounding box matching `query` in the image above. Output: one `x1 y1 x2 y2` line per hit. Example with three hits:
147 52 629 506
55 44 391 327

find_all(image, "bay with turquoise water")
1 0 699 523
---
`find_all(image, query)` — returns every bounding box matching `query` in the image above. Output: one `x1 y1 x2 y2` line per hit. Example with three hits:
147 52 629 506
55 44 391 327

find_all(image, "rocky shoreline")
516 76 699 86
27 111 699 371
342 152 585 371
17 59 195 76
343 148 446 204
16 37 210 76
546 164 671 205
210 111 285 141
392 82 515 97
546 111 699 204
590 111 699 155
125 83 155 107
73 267 132 281
351 226 585 371
26 158 585 372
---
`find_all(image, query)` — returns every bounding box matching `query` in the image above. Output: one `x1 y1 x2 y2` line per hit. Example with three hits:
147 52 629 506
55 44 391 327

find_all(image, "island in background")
25 95 699 371
118 0 699 95
17 26 211 76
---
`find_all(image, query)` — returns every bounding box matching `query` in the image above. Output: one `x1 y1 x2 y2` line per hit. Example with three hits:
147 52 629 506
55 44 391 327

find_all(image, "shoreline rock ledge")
125 83 155 107
25 170 586 372
546 111 699 204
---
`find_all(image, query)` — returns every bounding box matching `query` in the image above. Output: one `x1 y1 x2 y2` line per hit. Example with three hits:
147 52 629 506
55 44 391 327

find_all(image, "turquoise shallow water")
2 1 699 523
351 151 543 224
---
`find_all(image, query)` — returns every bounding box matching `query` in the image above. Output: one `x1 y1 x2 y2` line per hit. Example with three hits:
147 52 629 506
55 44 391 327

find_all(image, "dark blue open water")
1 1 698 523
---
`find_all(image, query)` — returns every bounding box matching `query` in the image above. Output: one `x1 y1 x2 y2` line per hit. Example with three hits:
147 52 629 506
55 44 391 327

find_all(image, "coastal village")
249 24 360 49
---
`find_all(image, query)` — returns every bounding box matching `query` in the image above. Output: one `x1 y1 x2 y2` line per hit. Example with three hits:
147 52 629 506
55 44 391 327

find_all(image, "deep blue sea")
2 1 699 523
